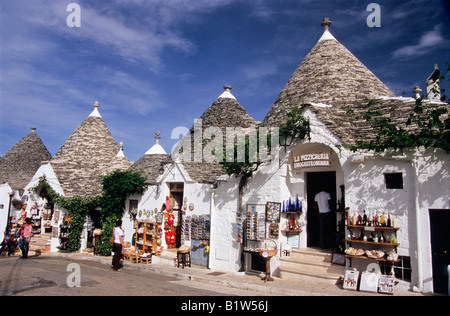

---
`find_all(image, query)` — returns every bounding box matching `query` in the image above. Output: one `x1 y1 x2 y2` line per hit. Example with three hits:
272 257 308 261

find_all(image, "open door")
169 183 184 248
306 171 336 248
429 209 450 295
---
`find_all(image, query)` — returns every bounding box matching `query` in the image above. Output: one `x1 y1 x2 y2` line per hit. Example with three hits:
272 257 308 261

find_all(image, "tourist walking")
19 218 32 258
314 191 333 249
0 224 15 256
111 219 124 271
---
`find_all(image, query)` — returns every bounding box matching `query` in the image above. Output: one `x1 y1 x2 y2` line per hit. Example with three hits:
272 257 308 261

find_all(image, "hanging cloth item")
167 213 175 225
166 196 170 211
165 231 176 245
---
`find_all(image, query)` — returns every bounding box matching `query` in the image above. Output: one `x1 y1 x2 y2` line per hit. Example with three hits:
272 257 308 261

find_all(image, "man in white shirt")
314 191 333 249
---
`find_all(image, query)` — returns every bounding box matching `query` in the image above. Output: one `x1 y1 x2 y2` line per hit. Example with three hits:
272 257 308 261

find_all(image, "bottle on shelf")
380 211 385 227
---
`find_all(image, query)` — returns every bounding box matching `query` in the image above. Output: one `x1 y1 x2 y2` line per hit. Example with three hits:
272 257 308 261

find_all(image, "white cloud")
393 25 446 58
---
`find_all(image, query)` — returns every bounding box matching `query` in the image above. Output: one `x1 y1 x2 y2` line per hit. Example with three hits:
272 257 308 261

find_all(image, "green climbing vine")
279 105 311 144
219 105 310 178
345 64 449 153
31 169 147 255
31 177 99 252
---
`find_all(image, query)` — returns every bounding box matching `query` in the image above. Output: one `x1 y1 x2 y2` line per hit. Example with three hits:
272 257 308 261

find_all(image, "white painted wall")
23 162 66 252
0 183 12 236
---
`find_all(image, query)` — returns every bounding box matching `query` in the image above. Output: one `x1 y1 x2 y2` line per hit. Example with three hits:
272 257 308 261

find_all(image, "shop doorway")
306 171 336 248
429 209 450 295
169 183 184 248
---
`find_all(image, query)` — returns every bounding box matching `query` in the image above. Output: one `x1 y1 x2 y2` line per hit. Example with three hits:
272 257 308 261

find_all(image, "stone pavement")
53 251 428 297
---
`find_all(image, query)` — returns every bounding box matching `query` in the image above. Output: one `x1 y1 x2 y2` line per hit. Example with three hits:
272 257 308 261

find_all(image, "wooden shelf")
281 230 302 235
345 222 400 268
345 239 399 246
347 224 399 231
344 254 400 263
135 220 159 255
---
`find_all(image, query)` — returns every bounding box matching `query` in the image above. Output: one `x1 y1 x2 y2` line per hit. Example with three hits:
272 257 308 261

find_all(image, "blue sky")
1 0 449 162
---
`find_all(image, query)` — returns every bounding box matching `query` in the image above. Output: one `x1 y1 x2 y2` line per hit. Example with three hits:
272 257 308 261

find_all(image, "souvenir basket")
258 239 278 259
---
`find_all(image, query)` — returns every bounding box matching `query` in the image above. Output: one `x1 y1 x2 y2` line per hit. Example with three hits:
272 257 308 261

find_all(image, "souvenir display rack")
281 195 303 235
58 218 70 251
343 211 401 294
242 204 266 253
135 220 159 257
345 224 400 264
190 215 210 241
30 212 42 235
281 211 303 235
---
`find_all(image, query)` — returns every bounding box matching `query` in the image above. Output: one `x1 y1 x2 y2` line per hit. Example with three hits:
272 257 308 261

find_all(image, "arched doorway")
306 171 336 248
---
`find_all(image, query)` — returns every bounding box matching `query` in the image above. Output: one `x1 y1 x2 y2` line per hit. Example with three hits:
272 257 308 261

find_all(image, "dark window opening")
385 173 403 189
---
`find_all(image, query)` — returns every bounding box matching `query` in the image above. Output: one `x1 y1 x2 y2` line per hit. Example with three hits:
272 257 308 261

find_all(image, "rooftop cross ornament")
155 131 161 144
321 17 332 30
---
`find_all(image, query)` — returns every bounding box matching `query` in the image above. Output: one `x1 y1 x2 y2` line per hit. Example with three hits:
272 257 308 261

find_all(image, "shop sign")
293 152 331 169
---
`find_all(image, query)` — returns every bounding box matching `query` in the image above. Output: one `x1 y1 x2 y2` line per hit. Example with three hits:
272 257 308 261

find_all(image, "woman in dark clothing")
111 219 124 271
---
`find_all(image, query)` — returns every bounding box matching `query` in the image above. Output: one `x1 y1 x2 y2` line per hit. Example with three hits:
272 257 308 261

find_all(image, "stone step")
289 248 333 263
279 267 343 284
281 257 344 275
279 248 344 285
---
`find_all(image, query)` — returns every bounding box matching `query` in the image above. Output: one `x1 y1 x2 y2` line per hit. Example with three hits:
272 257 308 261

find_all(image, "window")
385 173 403 189
129 199 138 214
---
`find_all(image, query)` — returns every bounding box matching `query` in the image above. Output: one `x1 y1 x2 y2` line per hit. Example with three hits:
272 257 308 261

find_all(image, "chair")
177 250 191 269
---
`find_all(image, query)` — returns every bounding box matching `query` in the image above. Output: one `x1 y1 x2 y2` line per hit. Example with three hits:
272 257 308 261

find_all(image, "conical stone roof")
263 18 395 128
174 86 259 184
50 102 130 197
131 132 173 185
0 128 52 190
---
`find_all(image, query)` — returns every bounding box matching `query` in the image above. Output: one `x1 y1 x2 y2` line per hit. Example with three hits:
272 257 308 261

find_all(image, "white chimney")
427 64 441 102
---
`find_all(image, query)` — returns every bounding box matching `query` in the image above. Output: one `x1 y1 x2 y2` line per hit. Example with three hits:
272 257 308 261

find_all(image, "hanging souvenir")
165 196 170 211
165 231 176 245
167 212 175 225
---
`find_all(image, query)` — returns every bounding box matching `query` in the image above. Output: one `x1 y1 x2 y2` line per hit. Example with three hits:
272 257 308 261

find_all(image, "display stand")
258 239 277 282
344 213 400 294
135 220 159 263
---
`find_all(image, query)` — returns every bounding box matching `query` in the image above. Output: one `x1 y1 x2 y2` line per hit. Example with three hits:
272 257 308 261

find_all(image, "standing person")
314 191 333 249
0 225 14 256
111 219 124 272
19 218 32 258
